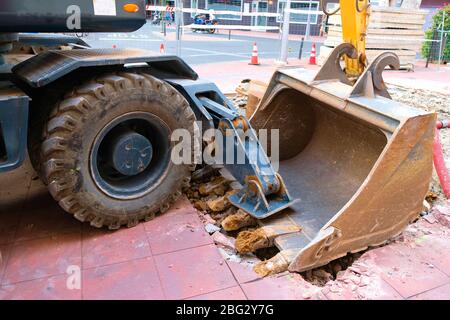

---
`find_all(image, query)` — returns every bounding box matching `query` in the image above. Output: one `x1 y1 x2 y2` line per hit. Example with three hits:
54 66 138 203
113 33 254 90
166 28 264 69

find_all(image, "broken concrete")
211 231 236 251
254 252 290 277
199 177 228 196
205 223 221 234
235 228 272 254
432 203 450 228
221 209 257 231
206 196 230 212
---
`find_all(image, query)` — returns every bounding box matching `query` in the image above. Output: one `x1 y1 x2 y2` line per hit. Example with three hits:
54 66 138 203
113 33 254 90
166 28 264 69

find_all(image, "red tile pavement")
322 273 403 300
366 244 450 298
188 286 247 300
154 244 237 299
144 197 212 255
2 170 450 299
14 203 82 243
82 257 164 300
2 233 82 285
194 58 450 95
409 283 450 300
411 233 450 277
241 273 322 300
82 224 151 269
225 260 261 284
0 244 11 283
194 59 307 93
0 274 81 300
0 211 20 245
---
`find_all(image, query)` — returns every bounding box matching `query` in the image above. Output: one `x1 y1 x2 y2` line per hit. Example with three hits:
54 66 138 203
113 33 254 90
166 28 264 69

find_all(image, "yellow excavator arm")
340 0 370 77
322 0 371 77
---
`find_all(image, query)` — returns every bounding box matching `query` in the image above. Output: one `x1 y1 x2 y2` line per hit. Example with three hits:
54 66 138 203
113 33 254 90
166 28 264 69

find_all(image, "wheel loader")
0 0 435 273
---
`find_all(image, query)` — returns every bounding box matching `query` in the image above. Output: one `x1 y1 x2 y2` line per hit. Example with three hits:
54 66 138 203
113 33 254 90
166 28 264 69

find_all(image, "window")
206 0 243 21
277 1 319 24
190 0 198 18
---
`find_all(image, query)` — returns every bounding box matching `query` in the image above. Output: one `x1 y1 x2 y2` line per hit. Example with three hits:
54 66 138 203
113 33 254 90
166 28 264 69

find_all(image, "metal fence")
424 10 449 66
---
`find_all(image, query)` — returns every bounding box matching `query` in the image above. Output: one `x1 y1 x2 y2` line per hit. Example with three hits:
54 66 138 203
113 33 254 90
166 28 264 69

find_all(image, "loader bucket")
250 48 436 272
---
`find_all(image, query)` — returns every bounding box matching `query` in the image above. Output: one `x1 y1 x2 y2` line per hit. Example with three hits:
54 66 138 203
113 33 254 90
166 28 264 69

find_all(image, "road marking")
183 47 248 58
98 37 160 42
187 53 229 57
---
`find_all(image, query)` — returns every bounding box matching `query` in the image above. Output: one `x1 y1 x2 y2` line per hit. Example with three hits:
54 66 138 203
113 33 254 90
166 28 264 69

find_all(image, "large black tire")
41 72 198 229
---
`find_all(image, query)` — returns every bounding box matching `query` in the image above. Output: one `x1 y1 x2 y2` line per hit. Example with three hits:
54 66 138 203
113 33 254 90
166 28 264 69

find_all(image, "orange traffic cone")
249 42 260 65
160 43 165 54
309 43 316 65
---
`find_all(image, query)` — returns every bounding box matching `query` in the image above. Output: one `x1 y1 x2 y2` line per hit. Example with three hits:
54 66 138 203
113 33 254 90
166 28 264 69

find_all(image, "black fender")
12 48 198 88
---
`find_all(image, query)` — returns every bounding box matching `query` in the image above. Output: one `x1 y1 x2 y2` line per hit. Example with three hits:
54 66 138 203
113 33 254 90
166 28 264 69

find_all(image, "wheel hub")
109 131 153 176
90 112 171 199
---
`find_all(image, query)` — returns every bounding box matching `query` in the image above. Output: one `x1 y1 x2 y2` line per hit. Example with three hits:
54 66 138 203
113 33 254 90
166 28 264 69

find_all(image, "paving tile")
241 273 319 300
0 161 33 207
24 175 48 200
188 286 247 300
0 274 81 300
82 224 151 269
368 244 450 298
2 233 81 285
0 211 21 245
14 198 82 242
409 282 450 300
154 244 236 299
226 260 261 284
0 244 11 282
323 276 403 300
144 197 212 255
82 257 164 300
412 234 450 277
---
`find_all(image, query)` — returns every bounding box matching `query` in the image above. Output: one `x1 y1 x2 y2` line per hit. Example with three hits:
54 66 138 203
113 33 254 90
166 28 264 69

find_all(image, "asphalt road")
81 22 322 66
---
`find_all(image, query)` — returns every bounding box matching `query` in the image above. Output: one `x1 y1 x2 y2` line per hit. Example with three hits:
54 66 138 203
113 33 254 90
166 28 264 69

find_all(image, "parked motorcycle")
193 13 218 34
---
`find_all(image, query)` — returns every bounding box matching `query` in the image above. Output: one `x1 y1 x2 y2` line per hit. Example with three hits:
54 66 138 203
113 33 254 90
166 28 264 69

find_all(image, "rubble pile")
389 85 450 204
301 253 364 286
185 168 264 269
186 166 371 285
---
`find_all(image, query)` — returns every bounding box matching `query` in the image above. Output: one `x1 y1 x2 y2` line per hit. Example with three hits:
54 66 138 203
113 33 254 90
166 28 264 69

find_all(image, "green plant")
422 4 450 63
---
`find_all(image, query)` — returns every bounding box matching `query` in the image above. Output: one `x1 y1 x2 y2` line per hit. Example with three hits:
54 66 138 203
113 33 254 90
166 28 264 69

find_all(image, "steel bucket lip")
254 68 432 126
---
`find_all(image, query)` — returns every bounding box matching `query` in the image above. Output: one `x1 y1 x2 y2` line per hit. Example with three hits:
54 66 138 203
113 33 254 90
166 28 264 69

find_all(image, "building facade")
182 0 332 35
146 0 334 36
147 0 447 35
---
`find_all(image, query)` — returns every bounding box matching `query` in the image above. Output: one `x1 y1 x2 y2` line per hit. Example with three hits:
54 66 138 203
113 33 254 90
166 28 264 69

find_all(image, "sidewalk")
194 58 312 93
1 156 450 300
194 58 450 95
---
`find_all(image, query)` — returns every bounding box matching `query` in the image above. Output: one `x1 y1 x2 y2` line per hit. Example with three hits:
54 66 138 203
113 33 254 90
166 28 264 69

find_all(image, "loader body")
0 0 291 227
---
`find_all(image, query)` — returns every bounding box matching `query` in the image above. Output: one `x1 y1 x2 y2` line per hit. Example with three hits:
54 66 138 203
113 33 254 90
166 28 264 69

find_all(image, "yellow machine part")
340 0 370 77
249 50 435 272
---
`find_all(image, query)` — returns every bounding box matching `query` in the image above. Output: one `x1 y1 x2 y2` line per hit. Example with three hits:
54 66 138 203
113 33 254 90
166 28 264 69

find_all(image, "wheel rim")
90 112 171 199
